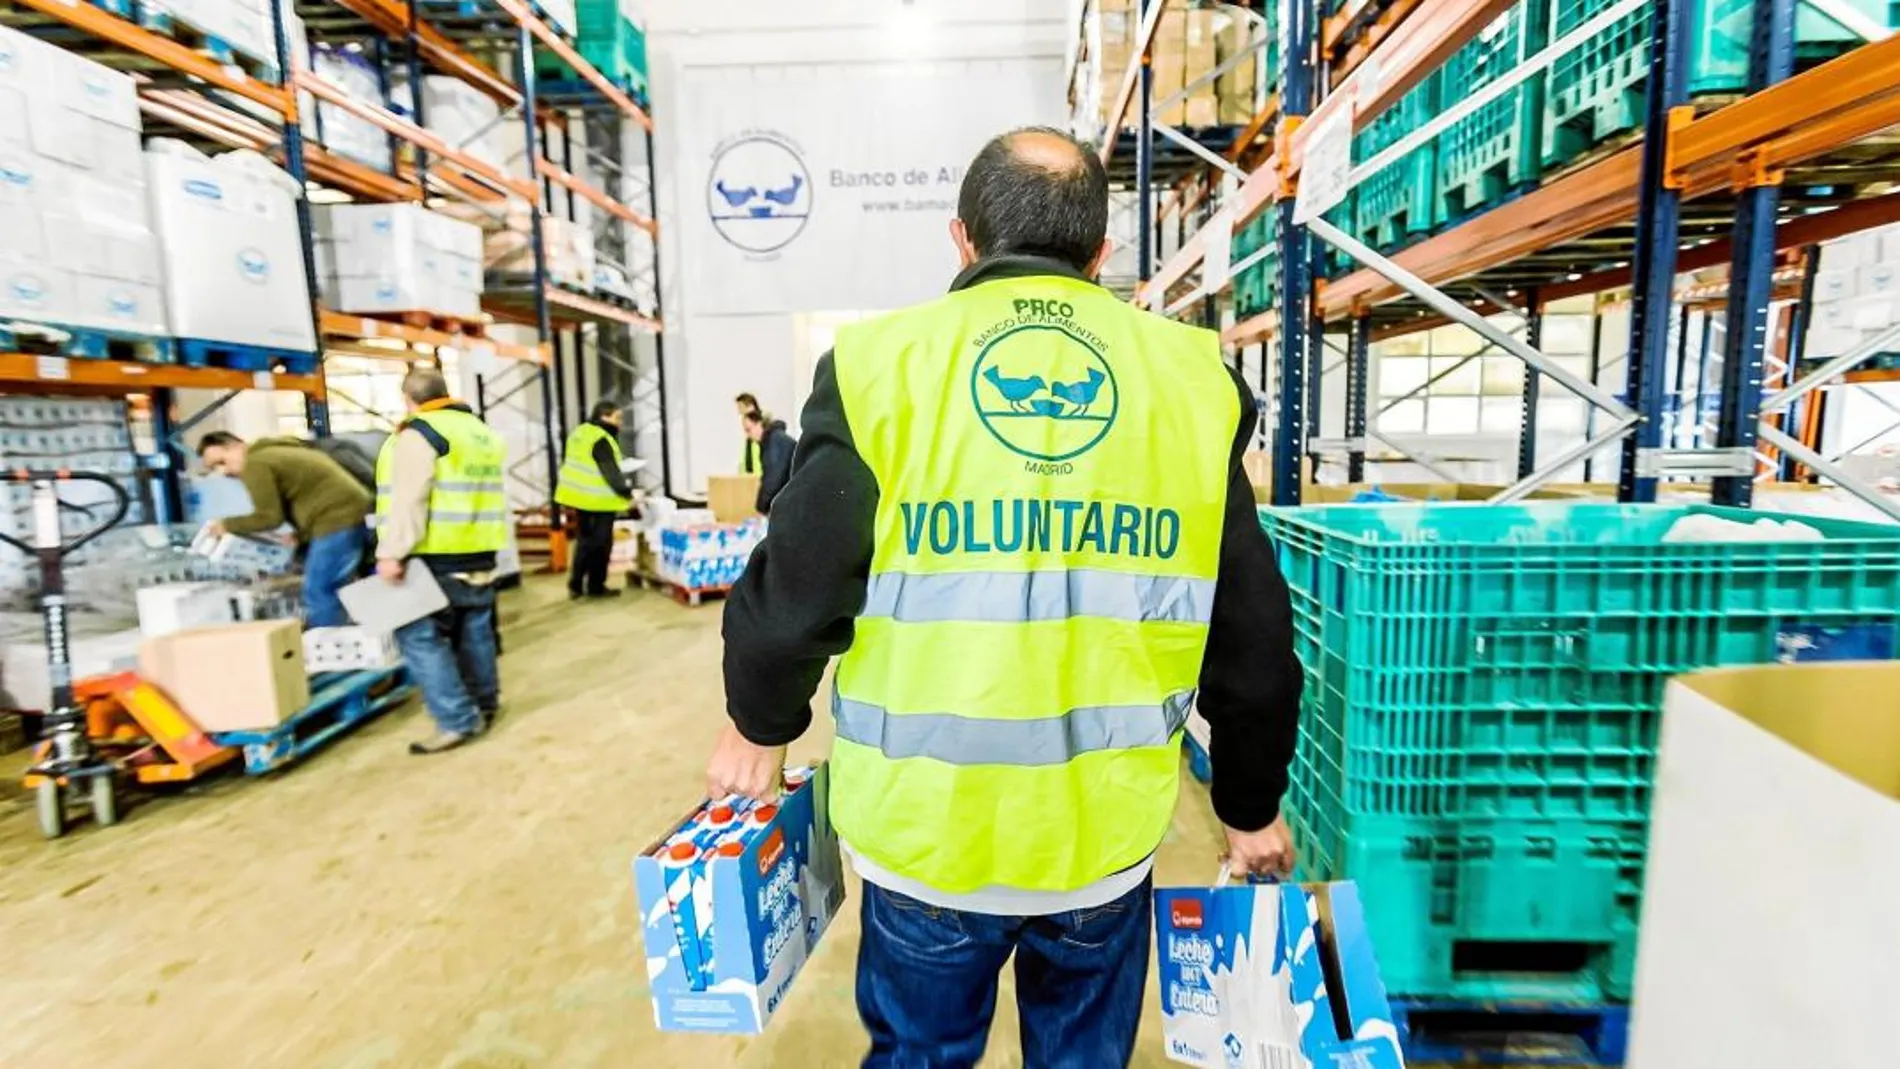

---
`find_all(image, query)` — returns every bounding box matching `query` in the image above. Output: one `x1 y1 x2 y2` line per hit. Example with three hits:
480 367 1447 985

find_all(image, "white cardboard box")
314 202 483 316
145 144 317 351
1629 663 1900 1069
136 581 240 638
302 625 401 672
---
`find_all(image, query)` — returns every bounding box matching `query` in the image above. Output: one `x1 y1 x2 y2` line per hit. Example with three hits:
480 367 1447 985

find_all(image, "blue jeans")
392 571 498 736
856 876 1152 1069
303 526 366 628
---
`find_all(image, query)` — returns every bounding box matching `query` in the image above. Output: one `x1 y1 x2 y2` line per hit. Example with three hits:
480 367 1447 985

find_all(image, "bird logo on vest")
970 323 1118 465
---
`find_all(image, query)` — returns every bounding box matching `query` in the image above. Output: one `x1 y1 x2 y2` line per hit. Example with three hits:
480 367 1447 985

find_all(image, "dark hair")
956 127 1109 271
196 430 244 457
741 409 764 428
735 392 760 413
590 400 621 422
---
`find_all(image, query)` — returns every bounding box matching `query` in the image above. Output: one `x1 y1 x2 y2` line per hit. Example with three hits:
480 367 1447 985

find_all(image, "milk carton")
634 763 842 1034
1154 880 1405 1069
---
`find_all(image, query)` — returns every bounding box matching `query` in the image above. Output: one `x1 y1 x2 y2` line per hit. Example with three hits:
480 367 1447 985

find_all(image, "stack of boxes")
1804 224 1900 370
0 397 146 607
313 203 484 318
0 26 168 343
404 76 508 173
309 44 393 174
655 515 765 593
1077 1 1255 134
144 142 318 354
159 0 294 77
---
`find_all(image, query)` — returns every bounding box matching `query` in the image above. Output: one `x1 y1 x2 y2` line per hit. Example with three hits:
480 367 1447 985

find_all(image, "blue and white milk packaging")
1155 877 1405 1069
634 763 844 1034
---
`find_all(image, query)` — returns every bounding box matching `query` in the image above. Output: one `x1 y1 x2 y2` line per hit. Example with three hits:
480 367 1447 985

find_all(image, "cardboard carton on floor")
1629 662 1900 1069
139 619 309 733
706 474 761 524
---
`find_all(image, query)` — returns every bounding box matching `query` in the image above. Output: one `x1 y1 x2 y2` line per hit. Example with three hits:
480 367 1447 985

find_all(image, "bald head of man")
953 127 1112 277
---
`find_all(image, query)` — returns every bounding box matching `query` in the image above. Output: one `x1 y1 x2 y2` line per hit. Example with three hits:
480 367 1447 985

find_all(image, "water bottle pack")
635 762 842 1035
657 516 764 592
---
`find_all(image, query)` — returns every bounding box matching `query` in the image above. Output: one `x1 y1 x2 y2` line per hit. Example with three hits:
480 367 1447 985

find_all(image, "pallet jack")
2 470 130 838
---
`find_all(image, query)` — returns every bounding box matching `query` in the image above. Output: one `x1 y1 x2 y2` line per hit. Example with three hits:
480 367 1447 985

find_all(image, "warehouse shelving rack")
0 0 668 549
1098 0 1900 518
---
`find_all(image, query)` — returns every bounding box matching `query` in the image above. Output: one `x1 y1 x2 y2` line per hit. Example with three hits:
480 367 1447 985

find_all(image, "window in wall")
1373 308 1597 436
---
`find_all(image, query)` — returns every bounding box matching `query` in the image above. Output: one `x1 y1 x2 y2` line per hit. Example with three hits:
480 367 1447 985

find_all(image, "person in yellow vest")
375 366 511 756
707 128 1305 1067
556 400 635 600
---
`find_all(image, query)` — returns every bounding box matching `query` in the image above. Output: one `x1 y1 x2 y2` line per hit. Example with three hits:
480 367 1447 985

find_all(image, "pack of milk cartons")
1804 223 1900 366
313 203 483 317
307 43 393 174
157 0 297 74
303 625 401 672
393 75 508 174
634 763 844 1034
144 140 317 353
0 25 168 341
1154 878 1405 1069
656 513 763 591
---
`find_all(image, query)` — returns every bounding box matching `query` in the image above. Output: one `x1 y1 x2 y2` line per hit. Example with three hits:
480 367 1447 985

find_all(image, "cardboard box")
139 619 310 732
706 474 761 524
1630 663 1900 1069
314 202 483 316
302 625 400 673
634 764 844 1033
1183 9 1219 128
1214 11 1258 125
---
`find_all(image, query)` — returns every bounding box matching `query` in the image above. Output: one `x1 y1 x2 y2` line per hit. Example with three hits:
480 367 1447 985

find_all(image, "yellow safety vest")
829 273 1236 894
555 422 631 512
374 406 511 557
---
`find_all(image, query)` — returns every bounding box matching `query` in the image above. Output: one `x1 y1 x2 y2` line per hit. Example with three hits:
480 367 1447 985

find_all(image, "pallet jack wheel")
35 780 64 840
90 775 118 827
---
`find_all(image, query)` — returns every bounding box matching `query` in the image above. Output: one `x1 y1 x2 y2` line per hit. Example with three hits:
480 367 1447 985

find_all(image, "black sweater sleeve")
591 436 633 499
721 354 877 745
1197 367 1305 832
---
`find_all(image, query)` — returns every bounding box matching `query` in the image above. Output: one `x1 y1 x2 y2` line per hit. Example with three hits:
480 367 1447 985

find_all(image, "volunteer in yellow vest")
375 366 511 756
708 128 1305 1068
555 400 635 600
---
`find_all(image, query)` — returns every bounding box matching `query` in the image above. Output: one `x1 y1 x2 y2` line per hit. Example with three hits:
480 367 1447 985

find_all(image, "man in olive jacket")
198 432 372 627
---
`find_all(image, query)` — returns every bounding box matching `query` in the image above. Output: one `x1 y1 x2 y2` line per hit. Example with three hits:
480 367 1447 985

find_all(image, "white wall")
646 0 1071 493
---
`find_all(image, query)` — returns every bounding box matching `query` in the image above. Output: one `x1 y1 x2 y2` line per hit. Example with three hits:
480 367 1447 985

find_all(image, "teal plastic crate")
1291 814 1644 1000
536 3 648 99
1436 4 1544 220
1352 73 1439 249
1544 0 1895 170
1262 502 1900 997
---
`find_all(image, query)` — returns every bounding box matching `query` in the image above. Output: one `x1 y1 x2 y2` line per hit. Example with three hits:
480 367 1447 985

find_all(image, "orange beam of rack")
1844 369 1900 385
550 288 661 330
536 158 658 235
1221 310 1279 347
0 354 323 397
1098 0 1169 165
1329 0 1425 81
13 0 295 116
1321 0 1381 53
328 0 522 110
294 73 539 200
320 310 550 365
491 0 653 130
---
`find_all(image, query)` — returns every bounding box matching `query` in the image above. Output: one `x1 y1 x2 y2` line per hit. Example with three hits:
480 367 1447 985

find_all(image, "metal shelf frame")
1100 0 1900 514
2 0 669 527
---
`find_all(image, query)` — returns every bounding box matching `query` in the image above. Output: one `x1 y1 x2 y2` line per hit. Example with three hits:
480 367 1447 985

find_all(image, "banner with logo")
673 61 1063 316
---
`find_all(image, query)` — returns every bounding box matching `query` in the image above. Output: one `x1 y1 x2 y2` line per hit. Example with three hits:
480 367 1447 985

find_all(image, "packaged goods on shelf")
1802 222 1900 363
160 0 291 70
467 206 596 291
389 76 509 174
313 203 484 318
308 44 394 175
655 515 764 592
1212 9 1261 126
139 619 309 733
302 625 400 673
145 142 318 354
0 397 148 608
136 581 243 638
0 26 169 341
0 611 142 712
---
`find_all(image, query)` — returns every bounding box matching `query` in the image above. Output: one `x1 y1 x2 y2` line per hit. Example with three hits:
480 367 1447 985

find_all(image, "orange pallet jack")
27 672 239 787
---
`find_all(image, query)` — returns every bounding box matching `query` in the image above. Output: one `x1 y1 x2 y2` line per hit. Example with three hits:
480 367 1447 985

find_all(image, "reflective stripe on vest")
554 423 631 512
374 407 510 556
826 273 1237 896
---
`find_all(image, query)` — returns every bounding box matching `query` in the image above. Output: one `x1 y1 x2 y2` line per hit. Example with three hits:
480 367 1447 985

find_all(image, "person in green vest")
374 366 511 756
555 399 635 600
707 128 1305 1067
735 391 770 474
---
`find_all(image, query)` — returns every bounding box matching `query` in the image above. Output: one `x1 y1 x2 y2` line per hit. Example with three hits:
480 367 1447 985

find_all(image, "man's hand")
1223 814 1297 879
376 558 405 584
706 723 788 804
204 520 226 538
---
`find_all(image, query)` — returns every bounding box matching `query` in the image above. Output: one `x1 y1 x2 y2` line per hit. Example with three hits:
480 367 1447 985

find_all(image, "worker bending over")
375 366 511 755
198 432 371 628
742 409 796 515
556 400 635 600
709 127 1304 1068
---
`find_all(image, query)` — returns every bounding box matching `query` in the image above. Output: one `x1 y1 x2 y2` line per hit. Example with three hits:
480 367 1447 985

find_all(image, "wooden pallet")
0 319 175 364
627 570 730 608
210 666 413 775
1392 998 1629 1067
361 310 490 338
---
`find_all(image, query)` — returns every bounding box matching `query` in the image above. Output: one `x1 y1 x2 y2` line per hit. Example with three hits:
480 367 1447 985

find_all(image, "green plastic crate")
1436 4 1544 220
1543 0 1895 170
535 6 648 100
1262 501 1900 997
1353 73 1440 250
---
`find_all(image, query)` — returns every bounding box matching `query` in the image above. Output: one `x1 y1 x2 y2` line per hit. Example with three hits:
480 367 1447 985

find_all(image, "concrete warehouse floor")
0 576 1248 1069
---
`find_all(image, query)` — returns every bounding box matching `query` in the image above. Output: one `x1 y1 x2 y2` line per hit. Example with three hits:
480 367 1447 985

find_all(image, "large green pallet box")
1436 2 1548 221
1260 501 1900 998
1352 73 1440 250
1543 0 1895 170
536 1 648 100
